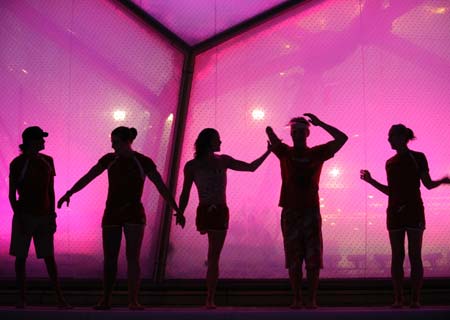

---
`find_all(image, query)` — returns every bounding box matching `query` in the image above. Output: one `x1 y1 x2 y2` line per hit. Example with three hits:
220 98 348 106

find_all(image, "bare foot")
128 302 145 310
289 301 303 309
57 297 73 309
391 300 403 309
305 301 318 309
205 302 217 309
93 297 111 310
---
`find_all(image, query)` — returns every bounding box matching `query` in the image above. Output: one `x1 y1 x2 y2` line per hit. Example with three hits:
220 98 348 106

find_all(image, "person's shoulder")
98 152 116 164
10 154 25 165
410 150 426 159
39 153 54 162
133 151 152 162
133 151 157 169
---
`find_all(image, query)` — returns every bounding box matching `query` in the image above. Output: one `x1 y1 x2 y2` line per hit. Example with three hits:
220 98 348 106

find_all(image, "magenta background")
167 0 450 279
0 0 184 278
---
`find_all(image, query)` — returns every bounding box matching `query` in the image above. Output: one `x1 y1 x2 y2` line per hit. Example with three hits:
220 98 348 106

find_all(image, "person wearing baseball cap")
9 126 70 309
266 113 348 309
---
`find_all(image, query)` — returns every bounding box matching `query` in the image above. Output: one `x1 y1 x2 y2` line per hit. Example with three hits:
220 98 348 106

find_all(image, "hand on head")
303 113 321 126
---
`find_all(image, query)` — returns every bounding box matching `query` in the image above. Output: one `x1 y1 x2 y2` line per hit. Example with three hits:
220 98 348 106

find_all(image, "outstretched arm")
304 113 348 153
360 170 389 196
226 143 271 172
147 168 184 228
57 163 105 208
420 172 450 190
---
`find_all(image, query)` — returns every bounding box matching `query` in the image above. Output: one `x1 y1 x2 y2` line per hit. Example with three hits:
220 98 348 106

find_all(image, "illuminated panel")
131 0 289 45
0 0 183 278
167 0 450 278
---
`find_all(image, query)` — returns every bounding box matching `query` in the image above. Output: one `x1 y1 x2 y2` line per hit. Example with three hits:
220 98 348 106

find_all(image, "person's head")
388 124 415 151
111 126 137 154
194 128 221 158
288 117 310 147
19 126 48 153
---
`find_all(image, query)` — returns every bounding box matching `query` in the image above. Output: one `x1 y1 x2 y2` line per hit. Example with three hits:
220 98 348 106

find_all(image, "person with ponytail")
178 128 271 309
57 126 182 310
360 124 450 308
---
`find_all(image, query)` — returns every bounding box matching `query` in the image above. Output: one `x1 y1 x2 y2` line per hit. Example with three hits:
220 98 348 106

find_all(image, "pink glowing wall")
167 0 450 278
131 0 289 45
0 0 184 278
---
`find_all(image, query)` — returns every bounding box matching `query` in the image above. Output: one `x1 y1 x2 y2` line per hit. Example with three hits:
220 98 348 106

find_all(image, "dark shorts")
10 213 56 259
196 204 229 235
281 207 323 269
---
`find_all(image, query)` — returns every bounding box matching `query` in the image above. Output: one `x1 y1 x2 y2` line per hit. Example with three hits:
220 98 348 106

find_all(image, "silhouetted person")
57 126 182 310
266 114 347 309
360 124 450 308
9 126 70 309
178 128 271 309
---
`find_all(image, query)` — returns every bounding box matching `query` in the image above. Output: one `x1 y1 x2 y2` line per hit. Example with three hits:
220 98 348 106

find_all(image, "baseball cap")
22 126 49 141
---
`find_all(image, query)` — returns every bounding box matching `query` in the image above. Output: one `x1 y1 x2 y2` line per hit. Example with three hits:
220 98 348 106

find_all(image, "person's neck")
24 149 39 156
293 141 307 151
118 148 134 157
396 146 409 155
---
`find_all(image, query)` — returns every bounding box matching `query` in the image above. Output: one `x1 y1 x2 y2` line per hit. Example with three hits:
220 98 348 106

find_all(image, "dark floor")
1 306 450 320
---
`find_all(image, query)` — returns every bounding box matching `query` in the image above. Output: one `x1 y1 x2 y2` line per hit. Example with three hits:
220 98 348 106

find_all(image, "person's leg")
124 224 145 310
406 229 424 308
14 257 26 308
288 261 303 309
306 268 320 309
10 215 33 308
43 255 70 308
34 219 71 309
205 230 227 309
96 226 122 309
389 229 406 307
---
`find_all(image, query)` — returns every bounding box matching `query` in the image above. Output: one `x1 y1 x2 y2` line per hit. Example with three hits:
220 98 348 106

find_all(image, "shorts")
10 213 56 259
196 204 229 235
281 207 323 269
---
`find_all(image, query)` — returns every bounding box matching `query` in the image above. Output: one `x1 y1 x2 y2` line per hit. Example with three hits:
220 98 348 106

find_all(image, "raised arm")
420 172 450 190
304 113 348 153
147 168 184 228
57 163 105 208
225 145 271 172
360 170 389 196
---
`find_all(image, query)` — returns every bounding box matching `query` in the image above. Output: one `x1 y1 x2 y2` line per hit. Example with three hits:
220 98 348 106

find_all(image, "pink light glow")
0 0 183 278
167 0 450 279
132 0 289 45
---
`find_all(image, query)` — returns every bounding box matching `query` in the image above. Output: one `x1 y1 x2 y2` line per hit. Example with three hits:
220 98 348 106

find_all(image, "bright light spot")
285 44 291 49
353 228 359 231
320 204 325 208
368 222 373 225
113 110 126 121
337 208 342 213
353 134 359 138
329 167 341 178
330 222 336 226
21 69 28 74
320 198 324 202
167 113 174 122
251 108 265 121
279 72 286 76
431 7 447 14
368 195 374 199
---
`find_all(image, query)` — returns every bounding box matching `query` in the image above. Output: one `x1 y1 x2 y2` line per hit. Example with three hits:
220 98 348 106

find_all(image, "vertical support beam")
153 52 195 282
